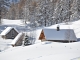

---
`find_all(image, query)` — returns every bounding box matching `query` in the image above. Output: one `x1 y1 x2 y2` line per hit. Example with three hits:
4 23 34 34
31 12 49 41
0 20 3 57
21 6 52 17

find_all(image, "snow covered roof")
42 29 77 41
45 24 73 29
11 33 23 45
0 27 19 35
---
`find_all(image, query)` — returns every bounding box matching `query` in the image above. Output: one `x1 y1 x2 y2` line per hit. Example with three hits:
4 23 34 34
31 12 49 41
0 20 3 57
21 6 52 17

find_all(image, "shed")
39 29 77 42
11 33 25 47
0 27 19 39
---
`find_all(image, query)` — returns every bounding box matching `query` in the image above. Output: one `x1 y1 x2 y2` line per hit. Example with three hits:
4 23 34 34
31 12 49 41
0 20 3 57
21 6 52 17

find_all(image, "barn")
39 28 77 43
0 27 19 39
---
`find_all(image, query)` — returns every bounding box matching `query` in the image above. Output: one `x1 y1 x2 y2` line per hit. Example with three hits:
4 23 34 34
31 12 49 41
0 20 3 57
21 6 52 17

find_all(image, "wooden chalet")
39 28 77 43
0 27 19 39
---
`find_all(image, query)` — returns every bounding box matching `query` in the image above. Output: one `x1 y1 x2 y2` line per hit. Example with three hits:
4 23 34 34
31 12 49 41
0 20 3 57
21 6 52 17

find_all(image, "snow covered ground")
0 42 80 60
0 19 80 60
2 19 24 25
72 20 80 39
0 36 12 51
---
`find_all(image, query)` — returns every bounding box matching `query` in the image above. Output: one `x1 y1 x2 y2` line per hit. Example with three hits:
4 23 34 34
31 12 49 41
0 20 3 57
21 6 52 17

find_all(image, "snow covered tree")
0 0 10 24
9 0 79 26
24 35 31 46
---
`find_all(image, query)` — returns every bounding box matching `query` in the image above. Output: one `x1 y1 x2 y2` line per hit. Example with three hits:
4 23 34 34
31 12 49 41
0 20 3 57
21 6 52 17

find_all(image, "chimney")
57 25 60 31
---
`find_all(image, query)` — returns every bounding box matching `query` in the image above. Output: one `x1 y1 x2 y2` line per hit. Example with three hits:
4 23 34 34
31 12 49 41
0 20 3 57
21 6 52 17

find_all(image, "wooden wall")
5 28 18 39
39 30 45 41
14 33 25 46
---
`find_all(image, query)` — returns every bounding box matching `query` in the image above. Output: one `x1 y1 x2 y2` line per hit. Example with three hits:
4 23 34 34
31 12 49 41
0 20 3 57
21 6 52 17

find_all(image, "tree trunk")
0 9 1 24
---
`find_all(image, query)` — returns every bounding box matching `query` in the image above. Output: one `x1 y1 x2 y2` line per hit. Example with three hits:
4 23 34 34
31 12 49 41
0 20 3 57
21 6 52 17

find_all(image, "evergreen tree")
24 35 31 46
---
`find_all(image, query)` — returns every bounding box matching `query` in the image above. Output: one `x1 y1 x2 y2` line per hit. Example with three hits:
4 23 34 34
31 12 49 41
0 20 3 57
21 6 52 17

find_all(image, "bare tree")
7 0 80 26
0 0 10 24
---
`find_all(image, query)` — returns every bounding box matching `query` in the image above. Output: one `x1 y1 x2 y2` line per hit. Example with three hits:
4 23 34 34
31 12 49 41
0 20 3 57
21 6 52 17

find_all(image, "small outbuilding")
11 33 25 47
39 28 77 43
0 27 19 39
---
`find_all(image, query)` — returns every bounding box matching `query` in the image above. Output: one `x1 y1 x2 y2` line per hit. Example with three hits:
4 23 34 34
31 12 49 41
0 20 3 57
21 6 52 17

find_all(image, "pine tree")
24 35 31 46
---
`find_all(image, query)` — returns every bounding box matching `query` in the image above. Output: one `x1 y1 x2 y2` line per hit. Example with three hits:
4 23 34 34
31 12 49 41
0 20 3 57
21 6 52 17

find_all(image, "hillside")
0 41 80 60
0 19 80 60
0 0 80 59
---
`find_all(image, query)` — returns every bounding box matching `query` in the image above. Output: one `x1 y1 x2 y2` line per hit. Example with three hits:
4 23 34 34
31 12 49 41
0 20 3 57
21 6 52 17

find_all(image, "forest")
0 0 80 27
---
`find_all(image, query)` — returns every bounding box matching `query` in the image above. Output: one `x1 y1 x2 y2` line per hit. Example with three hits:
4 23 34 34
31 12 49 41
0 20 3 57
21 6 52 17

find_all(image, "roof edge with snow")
0 27 19 35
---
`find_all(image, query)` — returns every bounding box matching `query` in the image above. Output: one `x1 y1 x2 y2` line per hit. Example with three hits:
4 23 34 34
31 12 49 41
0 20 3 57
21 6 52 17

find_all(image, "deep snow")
0 42 80 60
0 36 12 51
0 19 80 60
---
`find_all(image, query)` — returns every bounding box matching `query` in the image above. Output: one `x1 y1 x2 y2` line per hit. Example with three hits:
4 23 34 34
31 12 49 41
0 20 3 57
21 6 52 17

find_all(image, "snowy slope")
0 42 80 60
0 19 80 60
0 36 12 51
71 20 80 39
2 19 23 25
